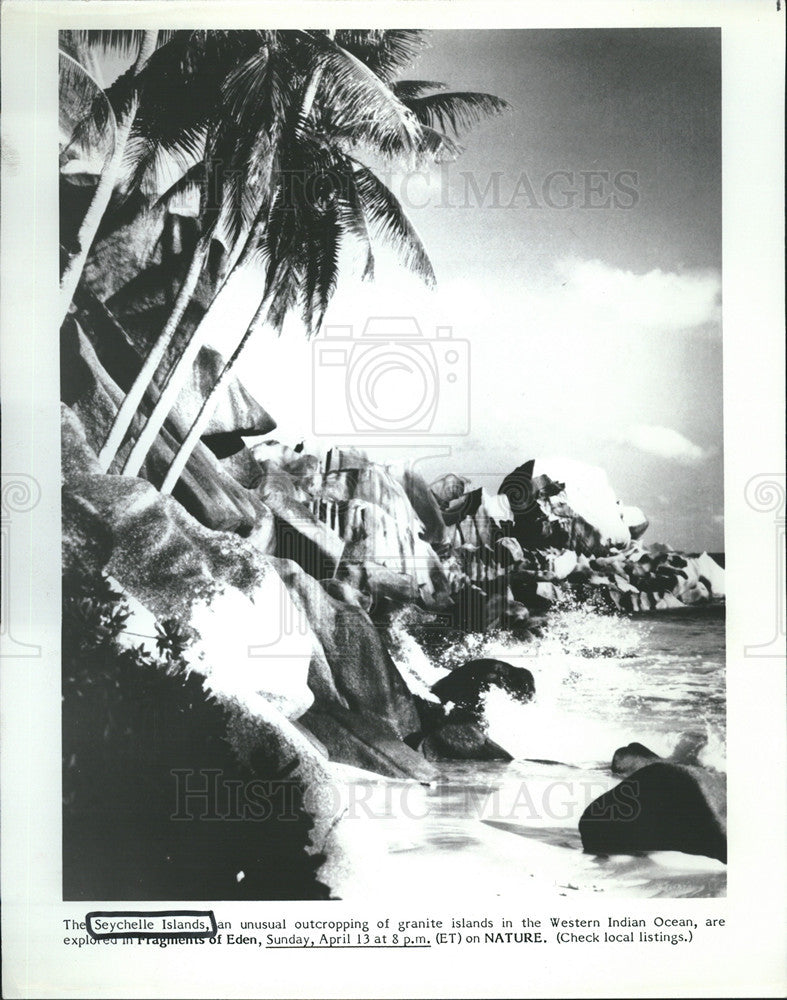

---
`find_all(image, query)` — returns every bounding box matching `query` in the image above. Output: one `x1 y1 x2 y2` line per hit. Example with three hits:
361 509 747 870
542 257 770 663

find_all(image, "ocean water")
477 602 726 770
333 604 726 900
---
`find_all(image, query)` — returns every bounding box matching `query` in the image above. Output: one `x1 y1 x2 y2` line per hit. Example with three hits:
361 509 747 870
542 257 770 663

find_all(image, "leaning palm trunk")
59 29 158 326
120 209 267 476
160 287 274 494
155 63 327 490
97 235 210 471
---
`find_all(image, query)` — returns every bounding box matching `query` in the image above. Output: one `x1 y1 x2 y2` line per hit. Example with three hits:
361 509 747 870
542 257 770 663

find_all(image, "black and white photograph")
1 3 785 998
58 24 727 902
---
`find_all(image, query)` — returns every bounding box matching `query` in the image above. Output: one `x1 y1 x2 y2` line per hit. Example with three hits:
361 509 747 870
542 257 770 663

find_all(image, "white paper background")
1 2 785 997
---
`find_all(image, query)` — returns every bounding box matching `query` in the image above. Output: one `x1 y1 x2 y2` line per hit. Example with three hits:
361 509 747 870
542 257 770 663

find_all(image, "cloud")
619 424 714 465
558 259 721 333
235 253 722 482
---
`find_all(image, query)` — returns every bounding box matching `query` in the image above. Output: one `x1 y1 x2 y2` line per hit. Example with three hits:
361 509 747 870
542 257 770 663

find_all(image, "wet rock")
670 730 709 766
300 703 439 782
509 573 556 613
549 548 578 579
613 731 709 776
449 581 507 632
655 592 684 610
271 558 420 738
420 718 513 762
680 579 712 605
580 761 726 863
431 658 535 719
611 742 660 776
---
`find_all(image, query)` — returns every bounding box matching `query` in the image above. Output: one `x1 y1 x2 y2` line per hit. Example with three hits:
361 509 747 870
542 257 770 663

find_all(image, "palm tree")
111 29 438 480
59 30 160 325
157 140 438 495
157 31 509 493
60 30 270 471
96 30 289 473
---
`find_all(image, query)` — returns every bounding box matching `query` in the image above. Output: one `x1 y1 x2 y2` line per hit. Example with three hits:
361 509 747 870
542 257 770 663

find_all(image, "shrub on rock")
62 568 330 900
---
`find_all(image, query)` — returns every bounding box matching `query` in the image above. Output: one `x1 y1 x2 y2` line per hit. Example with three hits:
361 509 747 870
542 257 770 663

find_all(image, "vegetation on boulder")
62 567 329 900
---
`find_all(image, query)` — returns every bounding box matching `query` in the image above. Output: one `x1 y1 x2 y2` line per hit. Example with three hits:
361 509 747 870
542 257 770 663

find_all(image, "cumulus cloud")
558 258 721 333
620 424 713 465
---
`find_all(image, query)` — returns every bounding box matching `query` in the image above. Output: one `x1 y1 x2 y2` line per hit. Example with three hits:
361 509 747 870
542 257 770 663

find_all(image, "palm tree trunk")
59 29 158 327
160 288 274 495
97 234 210 471
120 208 267 476
124 40 334 486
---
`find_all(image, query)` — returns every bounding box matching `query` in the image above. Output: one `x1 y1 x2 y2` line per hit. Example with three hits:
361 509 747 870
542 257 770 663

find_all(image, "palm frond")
338 165 375 281
404 91 511 137
352 164 436 287
303 207 342 335
153 159 206 210
334 30 430 81
393 79 448 99
220 43 272 120
414 124 464 162
61 29 149 62
122 120 207 202
199 38 294 247
301 31 423 160
265 256 302 333
59 50 117 167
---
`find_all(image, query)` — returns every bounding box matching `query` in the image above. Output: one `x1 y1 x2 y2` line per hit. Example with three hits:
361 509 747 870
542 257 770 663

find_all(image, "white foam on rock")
188 572 315 721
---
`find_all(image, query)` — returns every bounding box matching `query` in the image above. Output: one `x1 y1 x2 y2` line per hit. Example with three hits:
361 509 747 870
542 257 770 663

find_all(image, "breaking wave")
391 602 726 771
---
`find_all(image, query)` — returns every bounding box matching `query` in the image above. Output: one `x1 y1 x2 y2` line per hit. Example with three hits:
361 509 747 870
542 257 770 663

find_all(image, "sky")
234 28 723 552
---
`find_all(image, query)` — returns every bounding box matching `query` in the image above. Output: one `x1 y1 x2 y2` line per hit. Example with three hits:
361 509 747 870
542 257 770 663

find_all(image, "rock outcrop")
300 703 439 782
61 436 437 780
420 719 513 762
431 658 535 719
611 732 709 777
399 467 448 547
272 558 419 735
62 313 268 534
499 457 633 555
579 761 727 863
621 505 649 541
73 285 275 441
611 741 661 776
186 344 276 439
251 446 453 615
